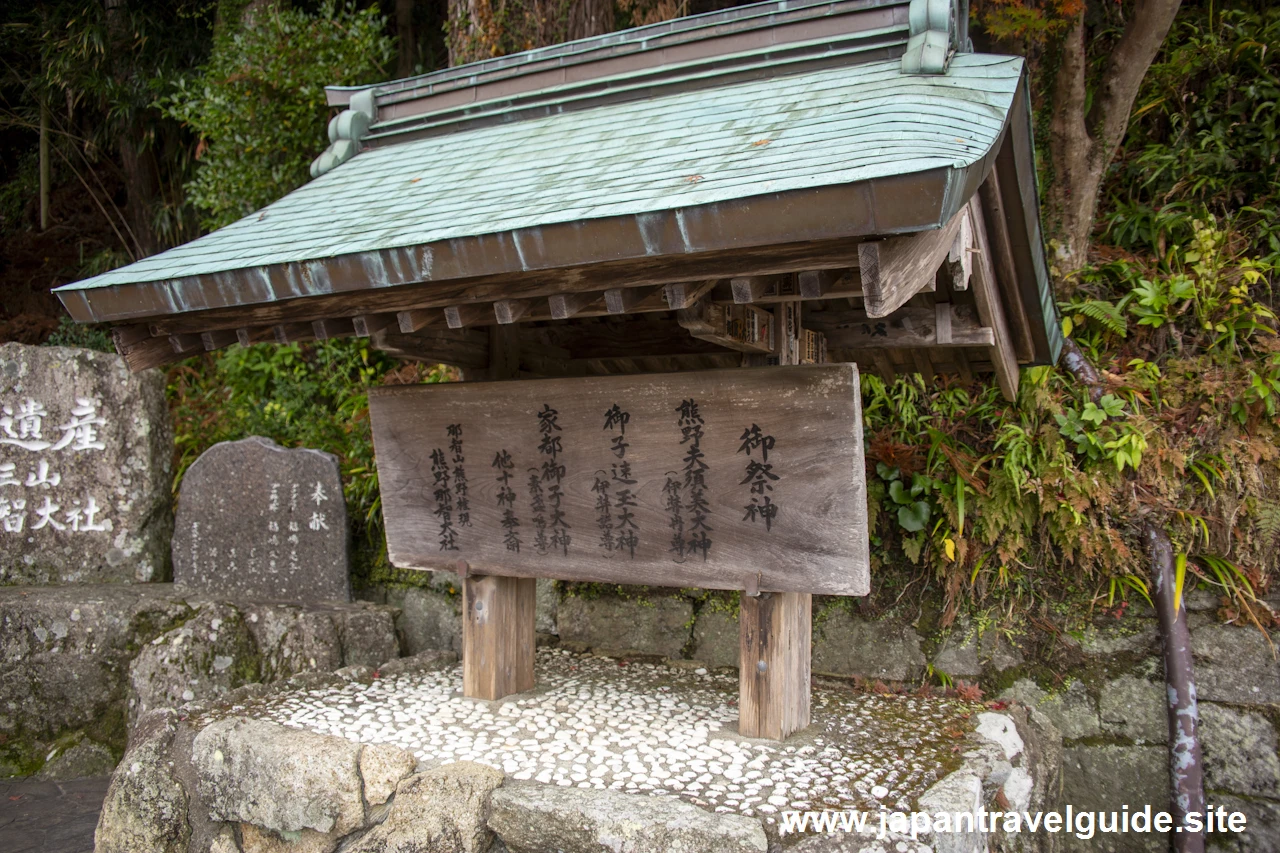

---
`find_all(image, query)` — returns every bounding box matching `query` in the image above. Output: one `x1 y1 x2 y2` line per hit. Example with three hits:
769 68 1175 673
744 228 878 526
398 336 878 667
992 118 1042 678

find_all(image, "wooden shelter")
57 0 1060 739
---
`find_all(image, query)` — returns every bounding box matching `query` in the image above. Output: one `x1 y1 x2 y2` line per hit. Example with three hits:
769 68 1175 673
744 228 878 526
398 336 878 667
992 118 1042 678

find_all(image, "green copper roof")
59 53 1022 294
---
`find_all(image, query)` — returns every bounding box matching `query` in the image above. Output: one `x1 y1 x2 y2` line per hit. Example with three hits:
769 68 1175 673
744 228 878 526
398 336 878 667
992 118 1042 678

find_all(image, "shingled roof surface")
61 54 1022 293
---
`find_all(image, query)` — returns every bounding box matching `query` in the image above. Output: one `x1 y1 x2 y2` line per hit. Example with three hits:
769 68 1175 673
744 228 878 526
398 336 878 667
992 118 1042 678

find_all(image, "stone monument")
0 343 173 584
173 436 351 602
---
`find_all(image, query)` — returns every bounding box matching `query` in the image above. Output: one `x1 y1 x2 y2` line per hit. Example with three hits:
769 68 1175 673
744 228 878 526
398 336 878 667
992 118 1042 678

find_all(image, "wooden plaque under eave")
368 364 869 596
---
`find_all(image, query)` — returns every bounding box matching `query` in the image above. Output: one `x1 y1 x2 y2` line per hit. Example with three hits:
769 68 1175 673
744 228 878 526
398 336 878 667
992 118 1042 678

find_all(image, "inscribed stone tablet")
173 436 350 602
369 364 869 596
0 343 173 584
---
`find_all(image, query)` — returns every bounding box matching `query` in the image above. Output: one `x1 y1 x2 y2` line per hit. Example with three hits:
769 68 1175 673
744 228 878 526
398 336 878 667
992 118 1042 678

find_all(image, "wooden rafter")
858 210 963 318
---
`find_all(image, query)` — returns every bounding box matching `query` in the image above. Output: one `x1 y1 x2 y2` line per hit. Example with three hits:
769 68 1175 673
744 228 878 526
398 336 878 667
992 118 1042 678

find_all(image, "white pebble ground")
253 649 980 823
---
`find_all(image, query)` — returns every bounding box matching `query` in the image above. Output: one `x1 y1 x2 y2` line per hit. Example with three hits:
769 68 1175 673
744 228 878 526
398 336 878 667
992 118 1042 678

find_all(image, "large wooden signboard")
368 364 869 596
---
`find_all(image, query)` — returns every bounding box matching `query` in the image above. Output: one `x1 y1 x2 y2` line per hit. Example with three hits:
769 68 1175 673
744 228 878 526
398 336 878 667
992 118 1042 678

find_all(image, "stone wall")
94 656 1056 853
0 584 397 778
369 581 1279 852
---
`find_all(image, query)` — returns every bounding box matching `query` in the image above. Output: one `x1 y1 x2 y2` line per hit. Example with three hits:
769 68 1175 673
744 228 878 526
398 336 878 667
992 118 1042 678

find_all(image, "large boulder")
0 343 173 584
172 436 350 603
127 603 259 727
345 763 504 853
192 718 366 836
95 709 190 853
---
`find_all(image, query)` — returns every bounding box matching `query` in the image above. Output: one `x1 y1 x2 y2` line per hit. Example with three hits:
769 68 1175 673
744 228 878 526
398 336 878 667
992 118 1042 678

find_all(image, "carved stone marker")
0 343 173 584
369 364 869 596
173 436 350 602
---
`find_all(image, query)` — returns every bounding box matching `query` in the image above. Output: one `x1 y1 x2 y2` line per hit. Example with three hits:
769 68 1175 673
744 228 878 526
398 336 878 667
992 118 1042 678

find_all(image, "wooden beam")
462 574 536 701
235 327 276 347
677 302 774 354
548 293 590 320
857 211 963 318
946 211 974 292
604 287 660 315
274 323 315 344
935 302 953 345
445 303 491 329
521 351 741 377
370 328 489 370
817 306 994 350
353 314 395 337
112 325 152 348
489 325 520 380
798 269 838 299
116 336 184 372
979 168 1035 362
731 275 777 304
494 299 531 325
663 280 717 310
967 201 1020 401
313 318 355 340
200 330 238 352
139 237 869 338
397 308 441 334
169 334 203 354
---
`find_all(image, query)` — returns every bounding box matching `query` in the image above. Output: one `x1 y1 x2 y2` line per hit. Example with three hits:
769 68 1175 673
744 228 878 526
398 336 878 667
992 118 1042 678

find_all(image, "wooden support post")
739 591 812 740
966 201 1020 402
462 574 537 700
461 325 534 701
739 299 812 740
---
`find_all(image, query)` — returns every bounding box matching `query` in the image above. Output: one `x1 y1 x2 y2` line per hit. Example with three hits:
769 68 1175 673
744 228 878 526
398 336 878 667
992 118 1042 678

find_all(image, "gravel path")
251 648 981 825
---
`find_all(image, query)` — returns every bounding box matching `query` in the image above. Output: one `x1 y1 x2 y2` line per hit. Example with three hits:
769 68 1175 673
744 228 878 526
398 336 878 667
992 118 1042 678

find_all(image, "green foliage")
167 341 451 587
160 1 394 230
1105 6 1280 263
43 317 114 353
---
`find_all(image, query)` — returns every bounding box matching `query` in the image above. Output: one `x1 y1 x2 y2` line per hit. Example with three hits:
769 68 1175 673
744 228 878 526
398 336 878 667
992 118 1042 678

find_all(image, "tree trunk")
1045 1 1183 275
396 0 418 78
39 103 50 232
104 0 158 256
568 0 613 42
447 0 487 66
